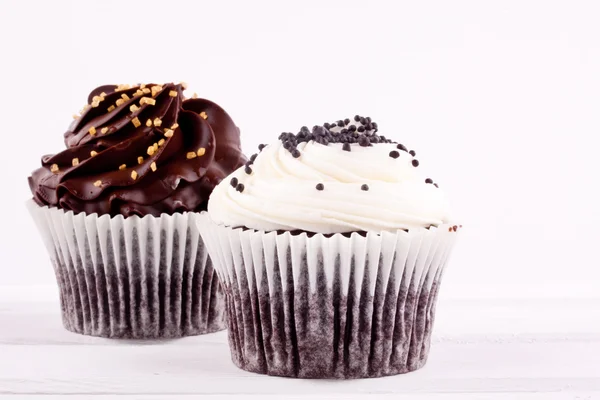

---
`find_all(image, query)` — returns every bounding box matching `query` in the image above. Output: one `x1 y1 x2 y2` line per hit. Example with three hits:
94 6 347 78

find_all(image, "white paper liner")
197 212 458 379
27 200 226 338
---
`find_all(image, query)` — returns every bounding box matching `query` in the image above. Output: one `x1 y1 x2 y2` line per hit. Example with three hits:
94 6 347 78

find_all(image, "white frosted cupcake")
198 116 460 378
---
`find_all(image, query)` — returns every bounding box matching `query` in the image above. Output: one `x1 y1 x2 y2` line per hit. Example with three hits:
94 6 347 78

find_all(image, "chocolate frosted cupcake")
198 116 459 378
28 83 245 338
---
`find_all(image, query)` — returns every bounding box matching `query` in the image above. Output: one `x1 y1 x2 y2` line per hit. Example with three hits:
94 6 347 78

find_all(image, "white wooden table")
0 286 598 399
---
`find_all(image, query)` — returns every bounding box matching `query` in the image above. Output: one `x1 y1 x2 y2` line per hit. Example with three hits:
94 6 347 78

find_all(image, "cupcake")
198 116 459 378
27 83 246 338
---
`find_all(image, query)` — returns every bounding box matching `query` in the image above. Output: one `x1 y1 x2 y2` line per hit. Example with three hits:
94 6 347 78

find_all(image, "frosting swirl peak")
29 83 246 217
207 116 451 233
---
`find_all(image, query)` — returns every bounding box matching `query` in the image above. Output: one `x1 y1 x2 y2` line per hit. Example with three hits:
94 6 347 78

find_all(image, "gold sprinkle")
100 92 107 98
138 156 144 164
199 111 208 120
89 126 97 136
81 104 91 112
130 104 139 112
153 143 159 151
142 87 151 94
140 84 146 89
115 98 125 106
151 85 163 97
147 146 155 156
146 119 152 127
140 97 156 105
72 114 79 119
133 89 143 97
90 150 98 157
132 117 141 128
107 105 116 112
186 152 197 159
121 93 130 101
92 95 104 107
115 84 131 92
171 123 179 130
131 170 138 180
150 162 157 172
192 92 198 99
169 90 178 97
50 164 59 173
93 180 102 187
101 127 109 134
197 147 206 157
164 129 174 138
72 158 79 166
180 82 188 89
153 118 162 127
119 164 127 170
158 138 165 146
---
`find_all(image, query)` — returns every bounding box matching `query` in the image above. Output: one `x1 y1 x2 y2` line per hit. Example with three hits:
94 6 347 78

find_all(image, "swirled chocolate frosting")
28 83 246 217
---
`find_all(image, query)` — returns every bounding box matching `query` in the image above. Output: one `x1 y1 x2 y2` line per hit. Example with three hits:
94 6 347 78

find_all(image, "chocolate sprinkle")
244 165 253 175
236 183 245 193
230 177 238 187
359 136 370 147
361 184 369 191
258 144 266 151
434 183 439 188
277 115 390 156
272 115 440 193
249 154 258 162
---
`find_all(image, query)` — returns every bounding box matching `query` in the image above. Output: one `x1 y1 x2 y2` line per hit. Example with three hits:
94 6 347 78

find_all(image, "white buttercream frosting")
207 135 452 233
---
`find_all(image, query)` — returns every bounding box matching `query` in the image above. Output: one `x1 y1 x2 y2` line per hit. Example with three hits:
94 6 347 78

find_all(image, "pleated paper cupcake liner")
27 200 226 338
198 212 458 379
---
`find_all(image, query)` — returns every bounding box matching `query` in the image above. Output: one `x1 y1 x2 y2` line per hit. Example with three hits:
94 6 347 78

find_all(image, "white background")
1 0 599 298
0 1 599 398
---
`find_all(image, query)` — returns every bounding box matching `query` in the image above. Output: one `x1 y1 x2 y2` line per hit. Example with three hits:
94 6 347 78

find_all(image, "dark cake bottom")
50 231 225 339
29 203 226 339
198 217 457 379
223 263 442 379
